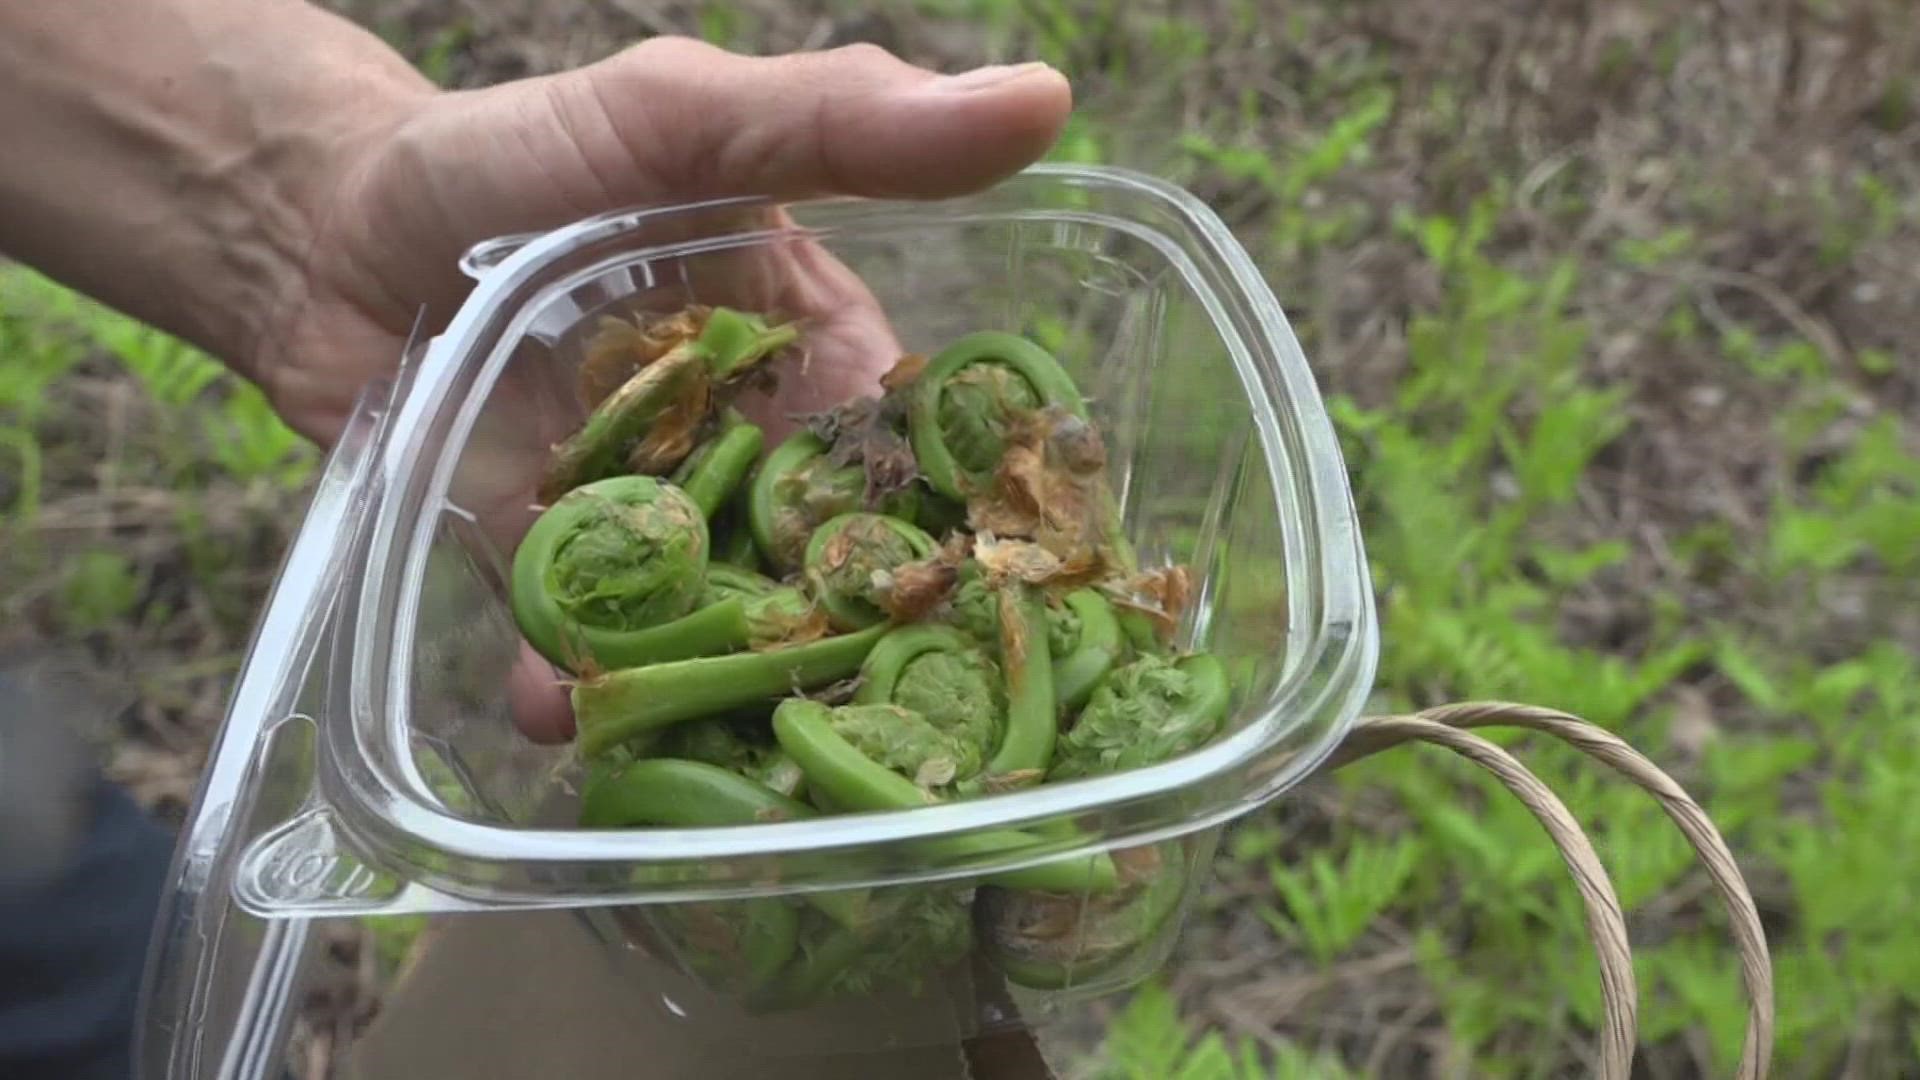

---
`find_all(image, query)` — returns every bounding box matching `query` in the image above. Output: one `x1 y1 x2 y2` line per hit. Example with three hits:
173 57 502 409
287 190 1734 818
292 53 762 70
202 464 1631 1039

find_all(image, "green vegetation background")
3 2 1916 1076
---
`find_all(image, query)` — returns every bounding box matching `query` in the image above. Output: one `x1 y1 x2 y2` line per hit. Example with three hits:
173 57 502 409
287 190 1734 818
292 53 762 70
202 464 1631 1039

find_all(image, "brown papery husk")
973 533 1111 595
538 346 712 502
879 352 928 391
1102 564 1194 639
795 352 928 506
966 406 1117 571
624 361 713 475
877 559 961 623
876 532 972 622
575 306 711 411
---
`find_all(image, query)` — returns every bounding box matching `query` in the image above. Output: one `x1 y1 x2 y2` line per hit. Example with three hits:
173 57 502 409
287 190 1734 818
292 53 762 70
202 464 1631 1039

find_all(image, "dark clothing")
0 773 172 1080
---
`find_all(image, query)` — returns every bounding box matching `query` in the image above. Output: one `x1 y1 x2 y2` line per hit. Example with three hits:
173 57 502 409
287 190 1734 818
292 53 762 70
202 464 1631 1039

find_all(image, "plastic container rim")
339 162 1379 869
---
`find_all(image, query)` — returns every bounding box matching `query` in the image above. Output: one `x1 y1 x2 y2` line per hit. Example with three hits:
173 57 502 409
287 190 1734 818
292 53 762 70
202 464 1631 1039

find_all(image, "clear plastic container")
136 164 1379 1078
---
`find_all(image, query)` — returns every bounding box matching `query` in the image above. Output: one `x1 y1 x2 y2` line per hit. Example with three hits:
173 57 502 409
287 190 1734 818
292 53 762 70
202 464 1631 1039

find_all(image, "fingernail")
929 61 1055 93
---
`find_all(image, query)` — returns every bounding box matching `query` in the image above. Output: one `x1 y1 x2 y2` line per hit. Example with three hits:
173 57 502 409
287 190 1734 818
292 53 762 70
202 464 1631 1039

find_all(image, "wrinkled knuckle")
626 34 718 68
826 41 895 66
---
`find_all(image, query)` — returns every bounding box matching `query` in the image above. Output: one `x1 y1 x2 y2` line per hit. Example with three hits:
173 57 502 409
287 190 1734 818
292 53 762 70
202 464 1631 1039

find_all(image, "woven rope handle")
1326 702 1775 1080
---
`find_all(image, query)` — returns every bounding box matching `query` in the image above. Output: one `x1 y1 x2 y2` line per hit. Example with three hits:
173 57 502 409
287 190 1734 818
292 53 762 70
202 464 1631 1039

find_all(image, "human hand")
254 37 1070 742
0 3 1071 746
255 36 1071 448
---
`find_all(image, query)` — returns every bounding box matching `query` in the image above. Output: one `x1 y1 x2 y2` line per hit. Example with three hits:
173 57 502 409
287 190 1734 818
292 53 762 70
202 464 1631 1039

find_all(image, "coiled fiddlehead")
700 564 828 651
747 432 920 574
759 889 974 1008
976 652 1232 989
770 698 1117 895
511 479 831 673
984 584 1057 779
1047 653 1231 782
907 331 1088 501
650 714 808 800
802 512 939 631
931 565 1095 779
852 624 1004 769
976 841 1188 990
509 475 710 672
578 758 866 992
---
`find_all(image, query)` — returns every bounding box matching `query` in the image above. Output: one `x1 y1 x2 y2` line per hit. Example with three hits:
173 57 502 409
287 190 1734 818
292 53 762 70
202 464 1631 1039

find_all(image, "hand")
0 4 1070 746
256 37 1071 742
258 37 1071 448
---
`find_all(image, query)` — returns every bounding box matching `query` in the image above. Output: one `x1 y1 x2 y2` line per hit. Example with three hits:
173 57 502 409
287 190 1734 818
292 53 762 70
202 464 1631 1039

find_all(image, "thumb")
390 38 1072 252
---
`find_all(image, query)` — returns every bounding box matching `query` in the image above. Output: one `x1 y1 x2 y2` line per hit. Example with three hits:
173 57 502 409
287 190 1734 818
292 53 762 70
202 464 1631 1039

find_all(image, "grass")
5 0 1919 1076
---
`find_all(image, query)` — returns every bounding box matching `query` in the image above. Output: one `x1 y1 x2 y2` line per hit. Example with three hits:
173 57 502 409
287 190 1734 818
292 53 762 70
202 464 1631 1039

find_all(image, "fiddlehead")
929 564 1062 779
976 841 1189 990
802 512 939 631
578 758 863 992
907 331 1087 501
852 624 1005 768
770 698 1118 895
509 475 709 672
976 652 1232 989
761 889 974 1008
747 432 920 574
983 584 1057 779
1048 589 1125 713
701 564 829 651
650 716 808 800
1047 653 1231 782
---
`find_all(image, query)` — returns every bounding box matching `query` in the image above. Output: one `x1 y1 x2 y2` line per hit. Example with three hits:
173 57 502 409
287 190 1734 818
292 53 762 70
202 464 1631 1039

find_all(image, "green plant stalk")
509 475 709 672
698 306 800 379
907 330 1089 500
803 512 938 631
713 529 762 571
986 585 1057 777
578 758 867 930
574 598 753 670
1052 589 1123 712
747 431 838 572
771 699 1117 894
645 895 799 997
573 625 887 758
672 418 764 519
724 900 799 992
1117 612 1163 655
